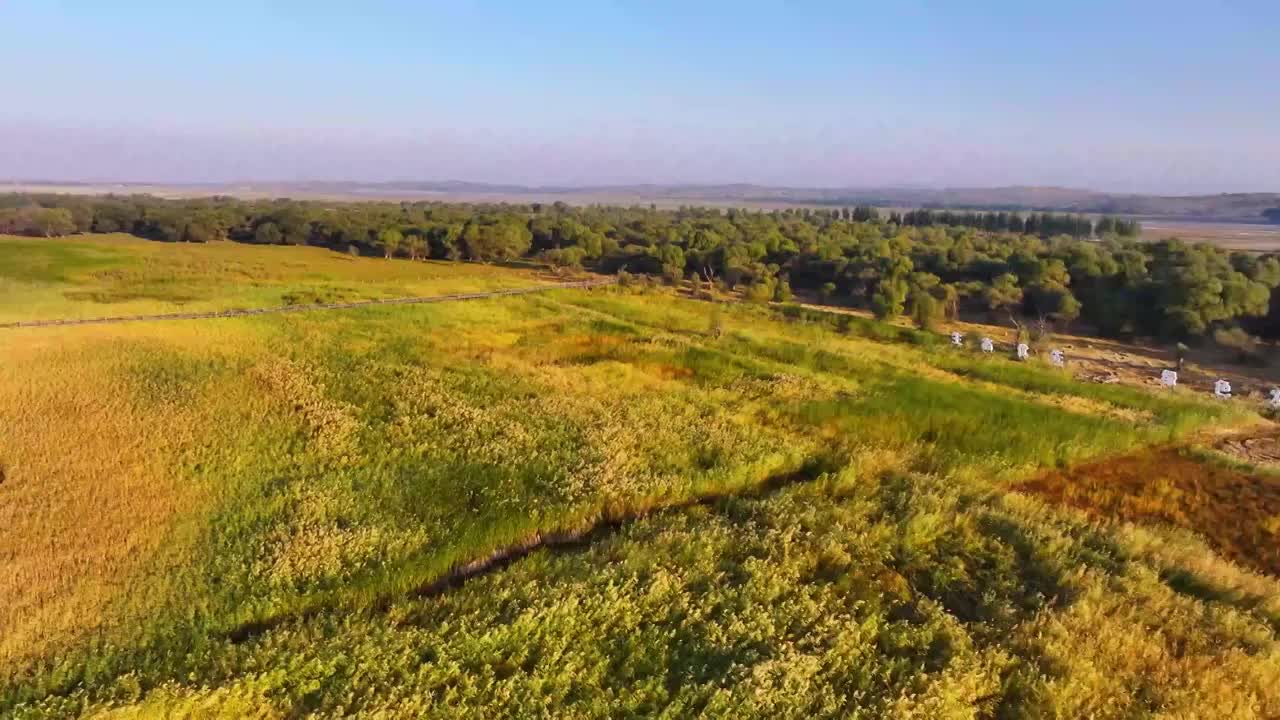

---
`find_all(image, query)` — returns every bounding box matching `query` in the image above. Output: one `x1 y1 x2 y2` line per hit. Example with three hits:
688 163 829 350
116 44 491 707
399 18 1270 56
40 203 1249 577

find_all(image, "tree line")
2 193 1277 344
892 209 1140 238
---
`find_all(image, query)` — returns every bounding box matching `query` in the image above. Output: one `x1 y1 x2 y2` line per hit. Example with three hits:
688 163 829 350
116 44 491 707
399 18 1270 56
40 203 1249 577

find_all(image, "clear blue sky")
2 0 1277 193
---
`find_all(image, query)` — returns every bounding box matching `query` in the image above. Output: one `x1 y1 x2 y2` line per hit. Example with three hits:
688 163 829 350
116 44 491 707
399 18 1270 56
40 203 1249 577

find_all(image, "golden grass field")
1 236 1278 718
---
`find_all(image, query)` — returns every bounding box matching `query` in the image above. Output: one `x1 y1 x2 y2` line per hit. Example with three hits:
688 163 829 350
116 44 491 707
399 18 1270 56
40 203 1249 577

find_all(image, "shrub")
908 289 942 331
745 278 775 303
541 246 586 269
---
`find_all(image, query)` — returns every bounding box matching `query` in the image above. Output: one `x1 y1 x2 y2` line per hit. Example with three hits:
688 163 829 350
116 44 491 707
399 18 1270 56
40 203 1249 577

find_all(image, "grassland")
0 234 550 323
2 237 1278 717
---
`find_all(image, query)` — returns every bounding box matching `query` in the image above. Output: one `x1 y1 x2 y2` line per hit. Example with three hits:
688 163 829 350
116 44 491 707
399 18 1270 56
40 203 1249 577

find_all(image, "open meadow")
2 239 1279 717
0 234 552 324
1138 220 1280 253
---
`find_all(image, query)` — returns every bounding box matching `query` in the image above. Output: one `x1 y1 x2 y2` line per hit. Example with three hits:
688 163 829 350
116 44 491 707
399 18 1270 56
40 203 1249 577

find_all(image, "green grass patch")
0 234 551 322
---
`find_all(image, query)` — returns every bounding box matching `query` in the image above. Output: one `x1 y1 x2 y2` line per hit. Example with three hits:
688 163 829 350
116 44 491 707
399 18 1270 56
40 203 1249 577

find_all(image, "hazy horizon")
3 1 1278 195
9 175 1280 200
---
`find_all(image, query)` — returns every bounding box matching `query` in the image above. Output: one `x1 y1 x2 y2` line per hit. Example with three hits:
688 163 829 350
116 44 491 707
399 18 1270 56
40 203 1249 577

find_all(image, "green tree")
91 202 141 234
936 283 960 321
275 207 314 245
29 208 76 237
984 273 1022 314
404 234 426 261
774 278 794 303
745 276 776 303
541 246 586 269
869 253 912 320
908 288 942 330
180 209 228 243
378 228 404 259
1027 282 1081 325
254 222 283 245
461 218 533 262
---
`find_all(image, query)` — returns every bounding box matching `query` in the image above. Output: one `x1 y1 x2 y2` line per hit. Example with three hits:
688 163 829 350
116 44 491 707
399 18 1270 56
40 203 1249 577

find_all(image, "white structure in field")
980 337 994 353
951 331 964 347
1214 379 1232 399
1160 369 1178 388
1270 387 1280 408
1016 343 1030 360
1049 349 1065 367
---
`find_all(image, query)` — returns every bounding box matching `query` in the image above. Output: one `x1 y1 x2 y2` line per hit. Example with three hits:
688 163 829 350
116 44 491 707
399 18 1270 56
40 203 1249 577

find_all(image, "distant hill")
336 182 1280 221
314 182 1280 219
7 180 1280 222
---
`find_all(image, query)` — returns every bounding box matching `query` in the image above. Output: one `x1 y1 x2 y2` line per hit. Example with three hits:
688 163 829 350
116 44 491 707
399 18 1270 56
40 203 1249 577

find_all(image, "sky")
1 0 1277 194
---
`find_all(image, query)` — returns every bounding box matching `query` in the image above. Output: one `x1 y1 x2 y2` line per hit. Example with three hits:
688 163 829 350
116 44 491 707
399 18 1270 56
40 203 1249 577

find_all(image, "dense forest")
3 193 1278 344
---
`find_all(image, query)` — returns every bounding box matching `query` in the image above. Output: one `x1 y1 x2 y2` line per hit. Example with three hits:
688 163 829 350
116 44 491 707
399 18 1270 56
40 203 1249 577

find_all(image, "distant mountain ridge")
8 180 1280 222
258 182 1280 221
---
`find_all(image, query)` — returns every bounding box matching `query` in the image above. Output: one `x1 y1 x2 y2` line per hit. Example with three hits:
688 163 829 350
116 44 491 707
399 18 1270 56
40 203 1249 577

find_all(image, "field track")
0 278 615 330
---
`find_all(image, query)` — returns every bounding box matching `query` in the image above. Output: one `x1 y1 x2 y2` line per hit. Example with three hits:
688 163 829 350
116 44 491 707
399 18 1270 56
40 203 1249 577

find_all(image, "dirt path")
0 279 616 330
1217 428 1280 466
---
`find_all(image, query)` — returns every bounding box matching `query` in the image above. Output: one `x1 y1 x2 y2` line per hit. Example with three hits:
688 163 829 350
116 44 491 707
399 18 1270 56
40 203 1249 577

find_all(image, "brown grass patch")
642 362 695 381
1016 449 1280 576
555 333 631 361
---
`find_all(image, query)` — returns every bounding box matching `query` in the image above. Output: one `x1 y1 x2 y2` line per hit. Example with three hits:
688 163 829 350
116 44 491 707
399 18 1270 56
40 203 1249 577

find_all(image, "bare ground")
1217 429 1280 466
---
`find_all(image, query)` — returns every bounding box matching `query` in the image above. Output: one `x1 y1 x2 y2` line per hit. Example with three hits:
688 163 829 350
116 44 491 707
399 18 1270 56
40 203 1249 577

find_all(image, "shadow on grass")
1161 568 1280 635
226 454 839 645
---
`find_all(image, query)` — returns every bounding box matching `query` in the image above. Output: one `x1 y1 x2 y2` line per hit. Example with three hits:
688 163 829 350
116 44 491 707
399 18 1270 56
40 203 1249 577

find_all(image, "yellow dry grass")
0 360 177 667
0 323 260 672
1010 567 1280 719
